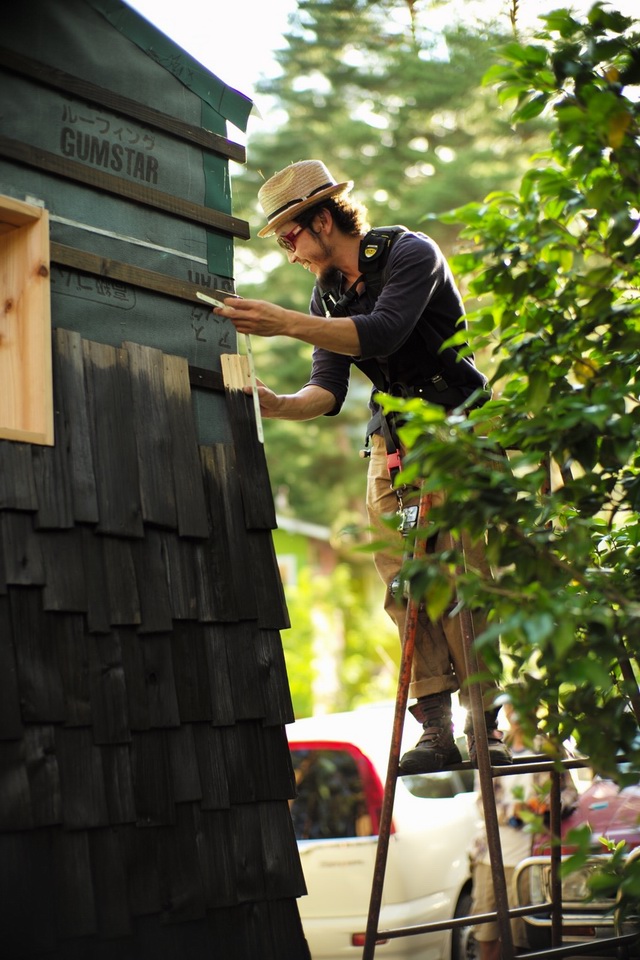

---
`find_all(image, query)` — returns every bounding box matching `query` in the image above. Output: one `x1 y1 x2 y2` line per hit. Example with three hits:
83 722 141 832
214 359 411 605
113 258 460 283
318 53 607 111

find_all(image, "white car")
287 702 480 960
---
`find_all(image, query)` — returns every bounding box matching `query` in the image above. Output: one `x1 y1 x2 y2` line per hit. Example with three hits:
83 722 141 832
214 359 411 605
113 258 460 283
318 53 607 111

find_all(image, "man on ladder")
215 158 511 772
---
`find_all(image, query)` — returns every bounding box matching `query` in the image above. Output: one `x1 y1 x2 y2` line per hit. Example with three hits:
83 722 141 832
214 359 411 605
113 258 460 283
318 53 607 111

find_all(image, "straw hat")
257 160 353 238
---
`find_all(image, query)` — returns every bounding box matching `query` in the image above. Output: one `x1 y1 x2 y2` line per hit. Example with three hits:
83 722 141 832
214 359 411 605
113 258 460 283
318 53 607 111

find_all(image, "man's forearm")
284 310 360 356
258 383 336 421
219 299 361 356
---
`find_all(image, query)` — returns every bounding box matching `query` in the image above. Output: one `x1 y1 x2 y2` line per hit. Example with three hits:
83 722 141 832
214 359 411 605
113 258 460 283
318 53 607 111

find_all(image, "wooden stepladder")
361 496 551 960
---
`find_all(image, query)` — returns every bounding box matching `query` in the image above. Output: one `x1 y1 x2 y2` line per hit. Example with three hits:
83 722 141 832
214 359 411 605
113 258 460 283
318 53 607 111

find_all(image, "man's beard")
318 265 342 293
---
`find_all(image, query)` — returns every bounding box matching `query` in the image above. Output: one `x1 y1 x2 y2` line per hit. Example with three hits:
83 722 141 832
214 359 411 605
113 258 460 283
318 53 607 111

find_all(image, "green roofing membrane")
88 0 254 133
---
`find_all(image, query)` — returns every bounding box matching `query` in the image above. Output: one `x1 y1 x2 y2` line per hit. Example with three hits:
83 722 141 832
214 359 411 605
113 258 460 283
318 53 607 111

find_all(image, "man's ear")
315 207 332 233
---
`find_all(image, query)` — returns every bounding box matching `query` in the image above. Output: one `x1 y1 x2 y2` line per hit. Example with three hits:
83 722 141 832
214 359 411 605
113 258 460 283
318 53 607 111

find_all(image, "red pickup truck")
515 777 640 955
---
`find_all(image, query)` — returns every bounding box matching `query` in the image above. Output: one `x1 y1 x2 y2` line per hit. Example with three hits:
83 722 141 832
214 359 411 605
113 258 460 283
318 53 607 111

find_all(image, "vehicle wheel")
452 887 479 960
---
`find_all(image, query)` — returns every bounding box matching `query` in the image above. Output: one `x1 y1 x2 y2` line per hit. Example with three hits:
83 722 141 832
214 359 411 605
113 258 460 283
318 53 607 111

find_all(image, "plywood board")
0 195 53 445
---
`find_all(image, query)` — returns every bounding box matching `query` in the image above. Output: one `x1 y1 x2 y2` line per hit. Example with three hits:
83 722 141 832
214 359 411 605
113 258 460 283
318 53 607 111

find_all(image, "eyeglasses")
277 223 308 252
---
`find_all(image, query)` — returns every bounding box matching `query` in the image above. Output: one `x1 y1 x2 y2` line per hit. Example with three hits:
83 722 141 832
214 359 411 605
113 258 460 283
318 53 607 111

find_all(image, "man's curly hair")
295 194 370 236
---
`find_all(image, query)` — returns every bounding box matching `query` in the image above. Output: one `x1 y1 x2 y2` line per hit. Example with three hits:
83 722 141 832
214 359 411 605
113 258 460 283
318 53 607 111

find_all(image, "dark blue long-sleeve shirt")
304 230 484 417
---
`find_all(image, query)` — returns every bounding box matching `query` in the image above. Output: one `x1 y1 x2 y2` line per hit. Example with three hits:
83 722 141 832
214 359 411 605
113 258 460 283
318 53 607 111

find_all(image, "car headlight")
562 866 598 904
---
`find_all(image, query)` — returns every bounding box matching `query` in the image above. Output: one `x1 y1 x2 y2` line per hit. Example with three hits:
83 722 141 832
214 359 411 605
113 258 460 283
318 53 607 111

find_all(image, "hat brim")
257 180 353 238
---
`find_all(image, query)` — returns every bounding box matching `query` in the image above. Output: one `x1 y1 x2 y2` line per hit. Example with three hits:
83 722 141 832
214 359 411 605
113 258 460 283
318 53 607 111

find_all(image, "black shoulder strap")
357 225 407 302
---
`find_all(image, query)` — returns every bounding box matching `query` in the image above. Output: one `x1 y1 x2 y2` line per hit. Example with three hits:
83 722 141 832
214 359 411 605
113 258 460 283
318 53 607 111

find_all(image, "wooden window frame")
0 194 53 445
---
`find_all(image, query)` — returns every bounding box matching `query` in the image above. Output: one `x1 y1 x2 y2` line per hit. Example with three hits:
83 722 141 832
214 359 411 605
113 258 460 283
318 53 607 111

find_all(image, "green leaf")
527 370 551 414
425 576 454 622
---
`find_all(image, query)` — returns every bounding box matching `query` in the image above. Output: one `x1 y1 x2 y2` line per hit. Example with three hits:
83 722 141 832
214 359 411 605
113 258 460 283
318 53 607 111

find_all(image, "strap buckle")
386 450 402 473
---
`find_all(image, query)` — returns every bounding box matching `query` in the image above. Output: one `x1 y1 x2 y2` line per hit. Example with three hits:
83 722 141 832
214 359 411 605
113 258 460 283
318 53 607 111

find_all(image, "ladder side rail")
461 605 516 960
361 488 432 960
550 769 563 948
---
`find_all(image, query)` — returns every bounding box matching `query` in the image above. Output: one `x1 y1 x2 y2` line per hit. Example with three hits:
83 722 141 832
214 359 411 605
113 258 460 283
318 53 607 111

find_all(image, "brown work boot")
465 708 512 766
399 692 462 775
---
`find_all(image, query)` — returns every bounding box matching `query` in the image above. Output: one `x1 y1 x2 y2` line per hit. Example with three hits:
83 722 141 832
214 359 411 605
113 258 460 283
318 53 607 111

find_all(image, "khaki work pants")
365 433 496 705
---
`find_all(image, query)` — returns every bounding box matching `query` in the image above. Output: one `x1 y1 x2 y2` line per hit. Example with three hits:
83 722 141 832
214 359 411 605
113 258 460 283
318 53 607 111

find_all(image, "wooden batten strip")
124 342 177 529
0 136 250 239
189 364 225 392
163 354 210 537
221 354 277 530
0 46 246 163
82 340 144 538
53 329 99 524
51 243 235 315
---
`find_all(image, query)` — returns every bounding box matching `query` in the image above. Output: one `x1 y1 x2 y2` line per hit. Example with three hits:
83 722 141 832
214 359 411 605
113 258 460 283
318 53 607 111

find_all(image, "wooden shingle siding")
0 330 308 959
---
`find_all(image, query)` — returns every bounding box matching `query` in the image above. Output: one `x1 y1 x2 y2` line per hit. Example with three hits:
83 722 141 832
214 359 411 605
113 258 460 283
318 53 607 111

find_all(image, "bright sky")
124 0 297 120
124 0 637 132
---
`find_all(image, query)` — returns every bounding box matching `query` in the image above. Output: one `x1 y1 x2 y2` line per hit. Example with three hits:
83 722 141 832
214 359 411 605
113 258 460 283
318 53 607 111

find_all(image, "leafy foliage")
231 0 550 527
387 2 640 780
282 563 400 716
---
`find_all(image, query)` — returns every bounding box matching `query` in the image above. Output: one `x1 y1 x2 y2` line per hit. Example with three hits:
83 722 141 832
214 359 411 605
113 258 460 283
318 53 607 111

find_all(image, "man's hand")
238 379 336 422
215 298 288 338
245 380 281 418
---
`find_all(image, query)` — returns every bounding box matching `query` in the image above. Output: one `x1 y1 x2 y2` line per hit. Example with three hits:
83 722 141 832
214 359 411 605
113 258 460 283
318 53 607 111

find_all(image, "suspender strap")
380 411 403 485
